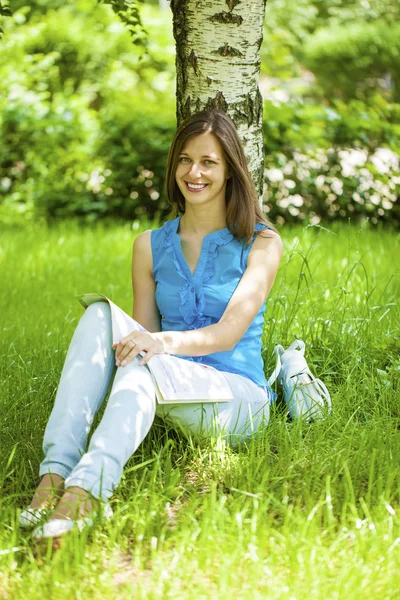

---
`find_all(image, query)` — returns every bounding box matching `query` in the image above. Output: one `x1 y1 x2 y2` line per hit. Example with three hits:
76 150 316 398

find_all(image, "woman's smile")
184 182 209 192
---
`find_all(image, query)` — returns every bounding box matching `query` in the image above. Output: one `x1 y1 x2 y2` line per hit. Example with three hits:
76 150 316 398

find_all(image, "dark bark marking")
171 0 189 93
233 106 252 126
225 0 241 11
181 96 191 122
207 76 214 86
204 91 229 113
188 49 199 76
209 11 243 25
229 92 262 127
215 42 243 57
254 87 263 123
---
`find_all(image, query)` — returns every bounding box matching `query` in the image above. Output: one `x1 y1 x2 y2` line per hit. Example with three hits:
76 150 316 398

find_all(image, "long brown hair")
164 110 278 245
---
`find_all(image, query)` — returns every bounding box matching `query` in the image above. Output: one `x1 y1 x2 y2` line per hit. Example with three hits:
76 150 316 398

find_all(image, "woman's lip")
184 182 209 192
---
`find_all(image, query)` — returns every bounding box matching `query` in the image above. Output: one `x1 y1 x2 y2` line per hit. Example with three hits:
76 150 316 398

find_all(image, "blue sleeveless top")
151 215 275 396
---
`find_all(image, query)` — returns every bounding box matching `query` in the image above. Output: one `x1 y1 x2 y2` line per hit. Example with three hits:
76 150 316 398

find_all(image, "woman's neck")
179 209 227 237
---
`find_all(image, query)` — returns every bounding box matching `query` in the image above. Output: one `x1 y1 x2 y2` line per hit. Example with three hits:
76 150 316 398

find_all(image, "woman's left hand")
112 331 165 367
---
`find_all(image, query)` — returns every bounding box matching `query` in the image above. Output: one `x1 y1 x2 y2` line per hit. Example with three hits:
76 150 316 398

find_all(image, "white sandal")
19 506 49 528
32 503 113 539
268 340 332 421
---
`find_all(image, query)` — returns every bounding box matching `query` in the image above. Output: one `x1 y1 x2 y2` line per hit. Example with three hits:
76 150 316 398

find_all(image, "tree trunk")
169 0 267 198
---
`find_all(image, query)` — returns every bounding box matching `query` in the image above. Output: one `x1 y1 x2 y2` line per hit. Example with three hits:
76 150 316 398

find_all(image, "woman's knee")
79 301 112 330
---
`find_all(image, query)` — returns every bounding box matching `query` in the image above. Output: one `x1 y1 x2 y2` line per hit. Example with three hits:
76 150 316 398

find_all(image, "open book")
76 293 234 404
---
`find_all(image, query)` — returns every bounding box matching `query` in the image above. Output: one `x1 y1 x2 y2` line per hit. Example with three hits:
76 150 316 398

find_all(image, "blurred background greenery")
0 0 399 226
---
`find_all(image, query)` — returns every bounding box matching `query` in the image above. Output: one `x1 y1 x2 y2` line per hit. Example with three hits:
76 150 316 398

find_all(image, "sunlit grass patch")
0 220 399 599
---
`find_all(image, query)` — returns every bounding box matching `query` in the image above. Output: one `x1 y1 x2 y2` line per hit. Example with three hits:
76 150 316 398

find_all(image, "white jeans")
39 302 272 500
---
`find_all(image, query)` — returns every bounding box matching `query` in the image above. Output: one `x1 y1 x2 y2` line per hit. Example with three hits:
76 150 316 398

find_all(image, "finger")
114 341 126 361
119 348 141 367
116 340 138 364
113 337 129 349
114 336 137 359
139 350 153 366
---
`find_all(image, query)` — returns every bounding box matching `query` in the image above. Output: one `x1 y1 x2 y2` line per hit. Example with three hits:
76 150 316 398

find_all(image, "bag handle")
267 340 306 387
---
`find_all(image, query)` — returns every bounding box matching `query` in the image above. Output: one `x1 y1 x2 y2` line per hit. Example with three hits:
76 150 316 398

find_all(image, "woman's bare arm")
153 232 283 356
131 230 161 333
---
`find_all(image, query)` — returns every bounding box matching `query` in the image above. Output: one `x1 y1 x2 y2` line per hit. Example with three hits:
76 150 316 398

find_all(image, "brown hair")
164 110 278 245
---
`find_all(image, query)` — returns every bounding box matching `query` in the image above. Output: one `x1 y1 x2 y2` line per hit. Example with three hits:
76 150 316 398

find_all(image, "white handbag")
268 340 332 421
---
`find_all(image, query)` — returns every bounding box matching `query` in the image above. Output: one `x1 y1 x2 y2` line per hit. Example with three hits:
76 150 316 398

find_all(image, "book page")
76 293 233 404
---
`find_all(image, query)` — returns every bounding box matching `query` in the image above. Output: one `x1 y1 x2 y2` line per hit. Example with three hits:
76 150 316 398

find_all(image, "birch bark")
169 0 267 197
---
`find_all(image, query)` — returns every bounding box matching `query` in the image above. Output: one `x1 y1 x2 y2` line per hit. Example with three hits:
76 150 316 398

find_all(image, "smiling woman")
175 132 229 225
165 110 278 243
20 110 283 543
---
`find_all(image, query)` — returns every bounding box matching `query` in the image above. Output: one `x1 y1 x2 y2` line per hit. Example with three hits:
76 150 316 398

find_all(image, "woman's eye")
178 157 215 165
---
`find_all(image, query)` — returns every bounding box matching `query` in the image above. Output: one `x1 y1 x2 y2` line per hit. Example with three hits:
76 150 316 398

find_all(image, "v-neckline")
173 215 230 281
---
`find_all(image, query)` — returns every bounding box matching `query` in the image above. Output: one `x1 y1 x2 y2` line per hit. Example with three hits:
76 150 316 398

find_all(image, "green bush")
1 0 399 226
263 98 400 153
303 21 400 101
262 97 400 225
0 0 176 223
263 147 400 226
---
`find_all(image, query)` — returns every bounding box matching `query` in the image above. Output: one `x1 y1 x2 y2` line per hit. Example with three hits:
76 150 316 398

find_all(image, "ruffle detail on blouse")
164 223 187 282
202 231 233 286
193 233 233 328
164 219 234 329
179 281 205 328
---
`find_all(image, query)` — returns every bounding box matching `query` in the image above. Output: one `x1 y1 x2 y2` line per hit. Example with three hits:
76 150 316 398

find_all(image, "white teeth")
186 183 207 189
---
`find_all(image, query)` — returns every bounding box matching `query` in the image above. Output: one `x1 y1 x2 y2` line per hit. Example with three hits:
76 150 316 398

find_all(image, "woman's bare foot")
29 473 65 510
49 486 99 521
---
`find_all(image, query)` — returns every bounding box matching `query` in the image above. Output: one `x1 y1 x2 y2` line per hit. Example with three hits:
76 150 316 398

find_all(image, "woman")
20 110 283 540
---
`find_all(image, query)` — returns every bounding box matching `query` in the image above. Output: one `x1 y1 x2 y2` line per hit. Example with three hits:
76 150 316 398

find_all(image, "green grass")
0 219 399 599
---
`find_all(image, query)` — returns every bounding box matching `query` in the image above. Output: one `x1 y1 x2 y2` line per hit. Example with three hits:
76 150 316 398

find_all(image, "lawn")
0 219 399 599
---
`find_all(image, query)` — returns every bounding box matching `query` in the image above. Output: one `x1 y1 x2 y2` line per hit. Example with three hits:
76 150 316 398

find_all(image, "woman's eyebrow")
179 152 221 162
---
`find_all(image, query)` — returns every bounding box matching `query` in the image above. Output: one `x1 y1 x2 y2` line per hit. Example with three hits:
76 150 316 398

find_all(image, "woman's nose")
188 162 202 179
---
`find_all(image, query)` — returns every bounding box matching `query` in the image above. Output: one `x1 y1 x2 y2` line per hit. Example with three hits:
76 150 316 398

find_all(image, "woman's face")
175 132 229 210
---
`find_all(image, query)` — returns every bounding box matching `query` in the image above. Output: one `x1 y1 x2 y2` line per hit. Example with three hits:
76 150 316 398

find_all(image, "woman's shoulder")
133 229 152 254
253 221 281 241
249 224 283 262
137 218 179 267
254 222 271 233
244 222 283 262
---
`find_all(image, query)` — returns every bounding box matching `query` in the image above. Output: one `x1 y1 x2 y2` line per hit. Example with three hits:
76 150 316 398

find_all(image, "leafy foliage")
0 1 176 224
263 98 400 153
98 0 147 47
303 21 400 101
0 0 399 226
263 0 400 102
0 0 11 39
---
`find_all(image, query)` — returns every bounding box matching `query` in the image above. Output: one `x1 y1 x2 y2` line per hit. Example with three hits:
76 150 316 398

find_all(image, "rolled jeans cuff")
39 463 72 481
64 471 114 502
